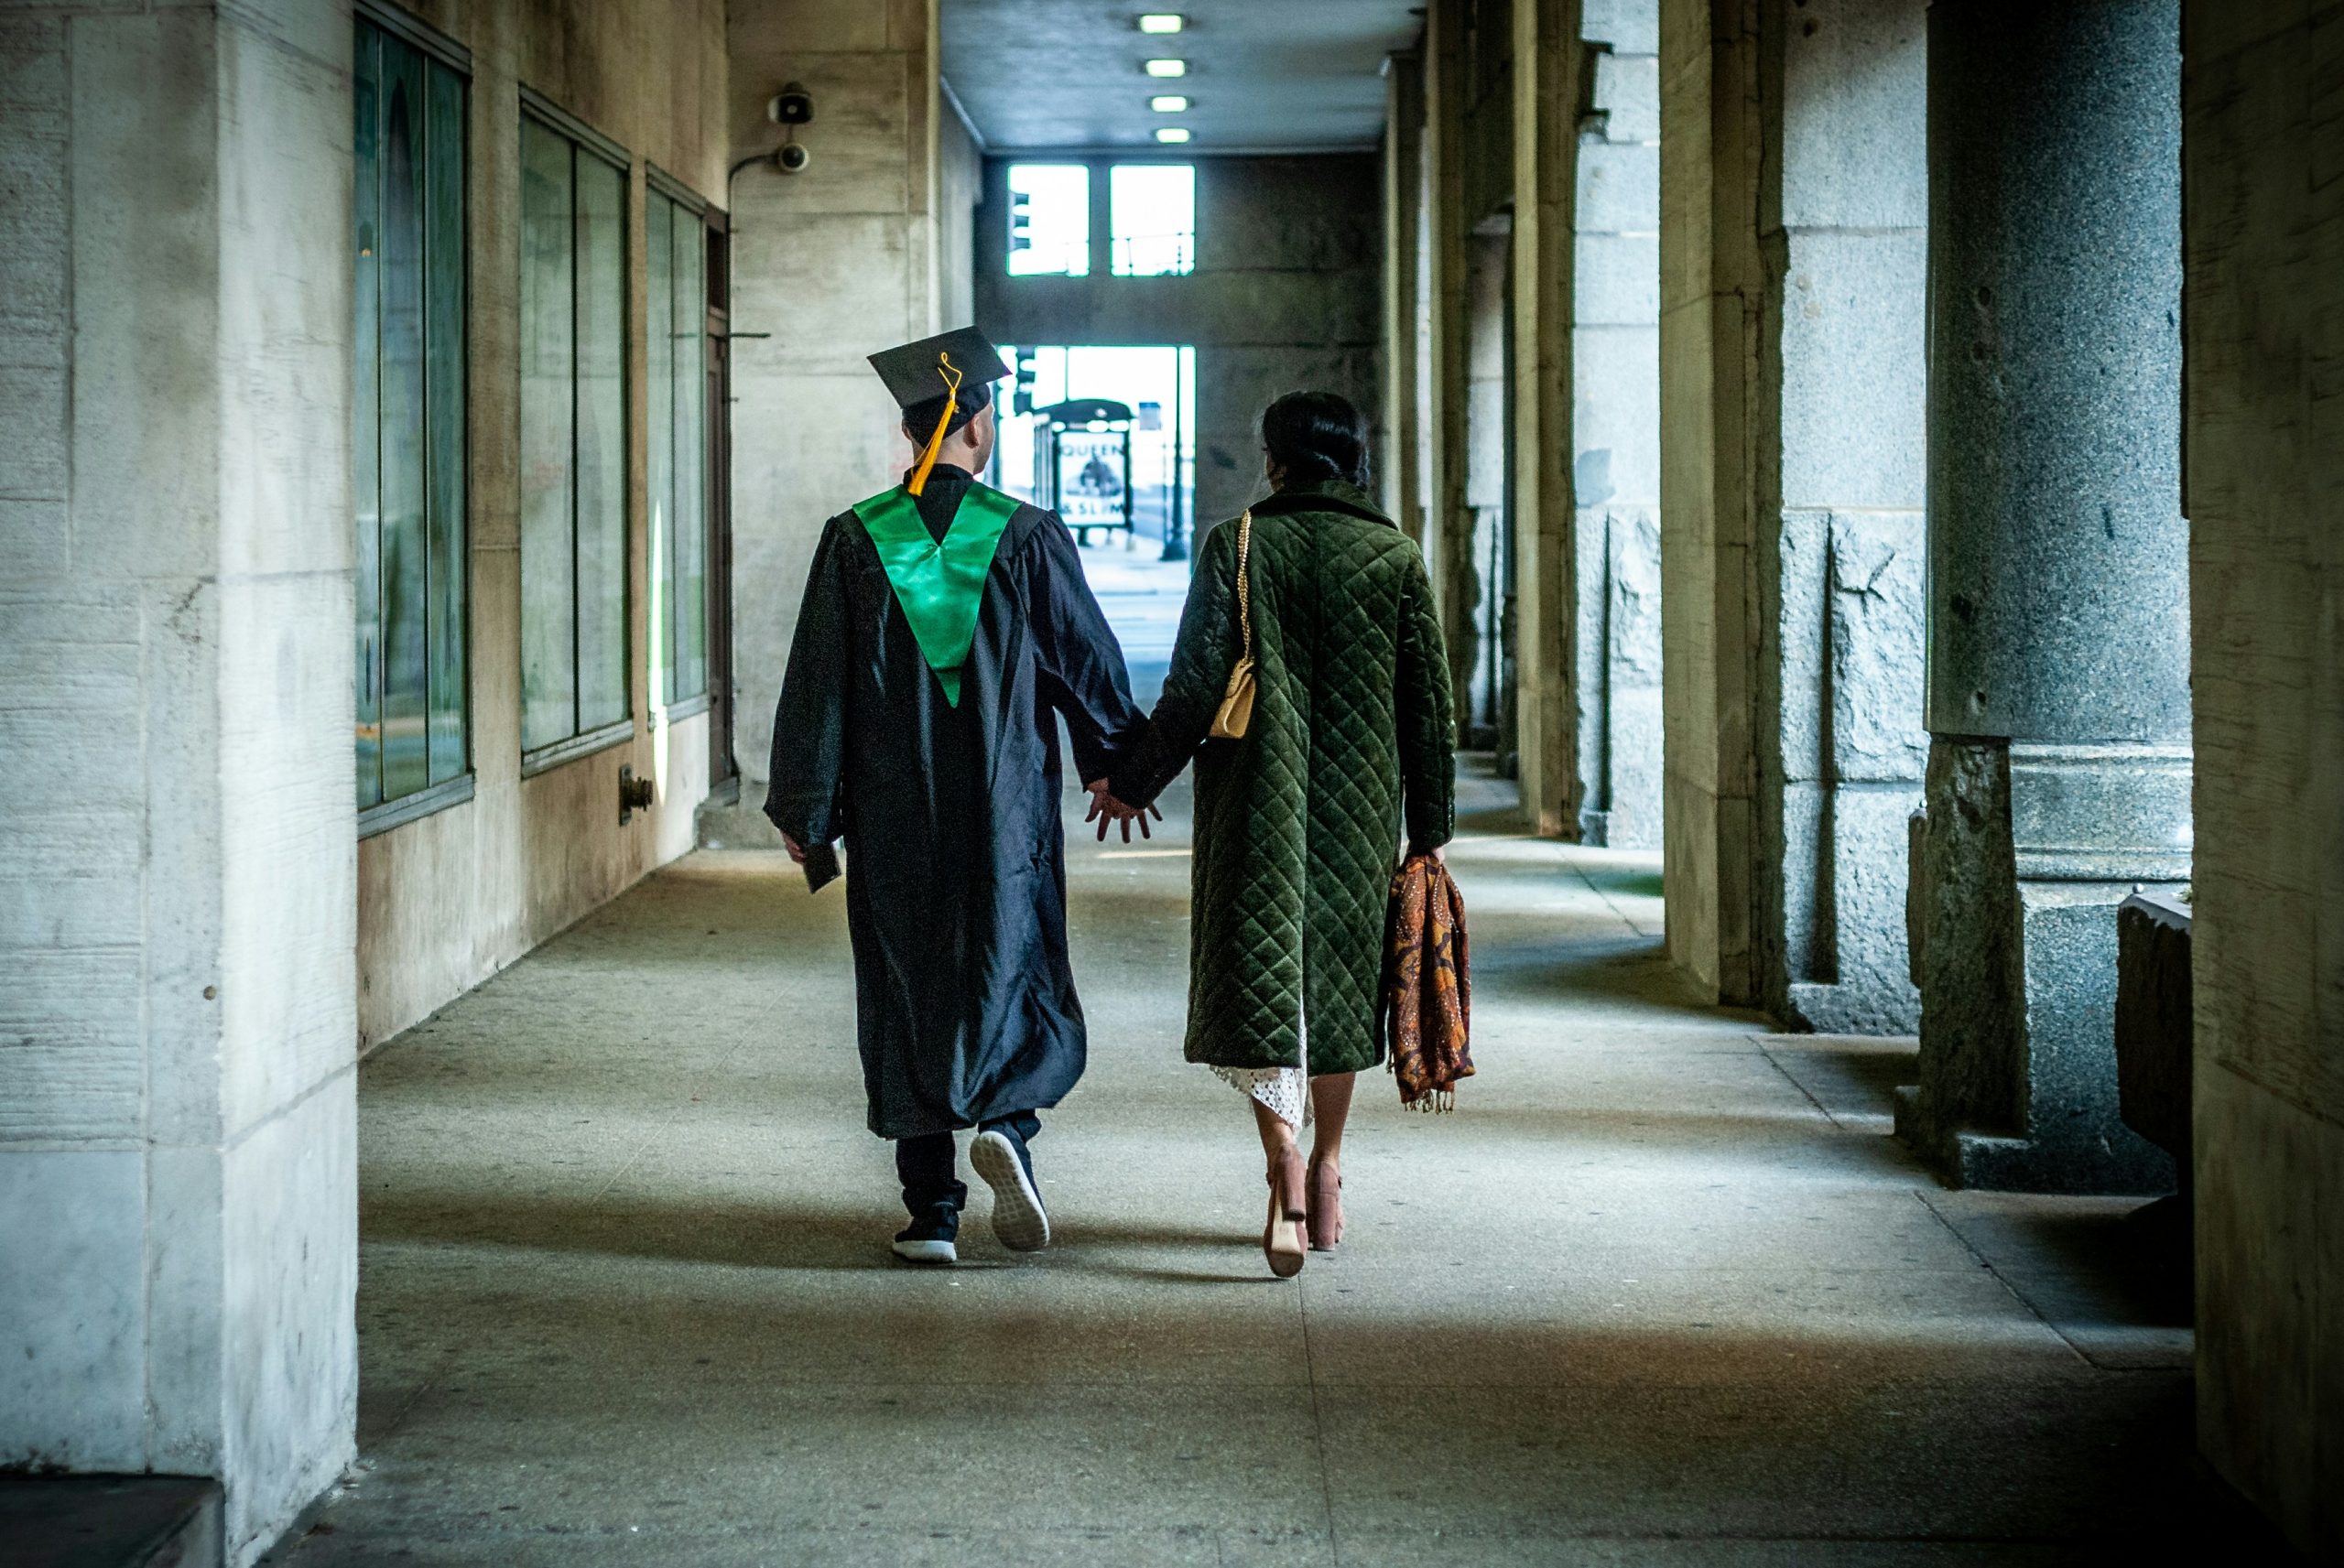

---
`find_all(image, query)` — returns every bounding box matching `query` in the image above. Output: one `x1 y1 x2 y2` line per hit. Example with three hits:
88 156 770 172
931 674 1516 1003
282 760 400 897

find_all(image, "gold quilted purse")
1209 510 1256 740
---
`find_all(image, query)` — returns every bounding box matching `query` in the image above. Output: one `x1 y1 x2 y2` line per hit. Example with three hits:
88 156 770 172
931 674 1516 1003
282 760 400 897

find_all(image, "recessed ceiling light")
1144 59 1187 78
1156 126 1191 144
1150 94 1189 113
1138 13 1185 33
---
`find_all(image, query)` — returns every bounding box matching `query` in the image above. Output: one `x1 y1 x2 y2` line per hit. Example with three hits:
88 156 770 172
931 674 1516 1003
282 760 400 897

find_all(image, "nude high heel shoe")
1264 1147 1307 1278
1307 1157 1343 1251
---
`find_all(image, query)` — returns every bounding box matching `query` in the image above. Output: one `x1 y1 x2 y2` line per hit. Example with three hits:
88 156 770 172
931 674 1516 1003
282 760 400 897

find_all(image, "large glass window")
520 111 629 761
1110 163 1196 277
1006 163 1091 276
354 16 467 821
647 183 710 708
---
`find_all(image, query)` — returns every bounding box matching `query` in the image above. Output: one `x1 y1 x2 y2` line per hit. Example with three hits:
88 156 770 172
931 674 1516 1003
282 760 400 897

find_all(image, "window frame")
355 1 475 840
646 164 714 721
517 89 635 776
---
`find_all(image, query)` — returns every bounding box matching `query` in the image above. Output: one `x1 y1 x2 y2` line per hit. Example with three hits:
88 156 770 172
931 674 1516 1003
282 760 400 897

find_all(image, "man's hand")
780 832 808 866
1085 780 1161 844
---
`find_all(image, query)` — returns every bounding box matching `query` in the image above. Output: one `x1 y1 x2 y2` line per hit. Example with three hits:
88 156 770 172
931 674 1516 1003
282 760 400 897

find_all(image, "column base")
1894 1084 2173 1194
1904 738 2187 1195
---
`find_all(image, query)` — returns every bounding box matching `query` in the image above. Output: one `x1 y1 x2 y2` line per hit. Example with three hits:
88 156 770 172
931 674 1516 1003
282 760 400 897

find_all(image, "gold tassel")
906 352 964 497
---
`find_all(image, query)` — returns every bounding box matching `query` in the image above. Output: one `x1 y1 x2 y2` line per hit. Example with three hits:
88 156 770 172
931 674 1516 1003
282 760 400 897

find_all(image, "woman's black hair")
1262 390 1370 489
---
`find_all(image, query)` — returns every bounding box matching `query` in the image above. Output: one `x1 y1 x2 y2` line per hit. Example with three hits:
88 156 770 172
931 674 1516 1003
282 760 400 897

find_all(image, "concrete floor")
282 771 2252 1566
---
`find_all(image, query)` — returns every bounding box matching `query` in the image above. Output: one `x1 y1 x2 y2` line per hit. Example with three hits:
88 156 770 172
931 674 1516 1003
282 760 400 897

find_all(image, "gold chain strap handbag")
1209 510 1257 740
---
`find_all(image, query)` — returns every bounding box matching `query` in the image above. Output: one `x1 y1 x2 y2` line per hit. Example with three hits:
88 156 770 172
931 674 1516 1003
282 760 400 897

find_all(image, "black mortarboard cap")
870 327 1010 436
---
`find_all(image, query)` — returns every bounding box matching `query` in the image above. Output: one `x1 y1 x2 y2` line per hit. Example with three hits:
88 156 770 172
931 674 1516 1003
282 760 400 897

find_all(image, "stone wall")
355 0 731 1047
0 2 358 1559
705 0 950 849
1571 0 1663 848
1657 0 1926 1025
2182 0 2344 1553
973 155 1384 535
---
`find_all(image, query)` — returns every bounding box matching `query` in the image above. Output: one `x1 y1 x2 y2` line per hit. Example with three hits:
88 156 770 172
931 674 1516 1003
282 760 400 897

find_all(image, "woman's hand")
780 832 808 866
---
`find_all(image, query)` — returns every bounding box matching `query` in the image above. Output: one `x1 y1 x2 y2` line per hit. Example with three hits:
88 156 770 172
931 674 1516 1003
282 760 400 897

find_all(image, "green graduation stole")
852 481 1021 706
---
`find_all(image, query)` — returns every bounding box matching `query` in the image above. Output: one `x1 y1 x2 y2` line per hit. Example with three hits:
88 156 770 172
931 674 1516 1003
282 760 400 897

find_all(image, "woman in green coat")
1105 391 1456 1277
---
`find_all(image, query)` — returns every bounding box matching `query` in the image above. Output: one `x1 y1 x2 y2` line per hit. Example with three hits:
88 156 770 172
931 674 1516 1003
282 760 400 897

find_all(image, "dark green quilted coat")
1109 480 1456 1076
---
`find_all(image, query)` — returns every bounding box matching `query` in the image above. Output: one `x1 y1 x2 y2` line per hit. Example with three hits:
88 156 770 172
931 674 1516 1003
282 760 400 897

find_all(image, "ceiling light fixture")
1156 126 1191 144
1149 94 1189 113
1138 13 1185 33
1144 58 1187 78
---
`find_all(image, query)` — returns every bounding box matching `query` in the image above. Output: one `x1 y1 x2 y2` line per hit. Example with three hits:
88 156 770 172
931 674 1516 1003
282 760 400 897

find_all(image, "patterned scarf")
1383 854 1473 1110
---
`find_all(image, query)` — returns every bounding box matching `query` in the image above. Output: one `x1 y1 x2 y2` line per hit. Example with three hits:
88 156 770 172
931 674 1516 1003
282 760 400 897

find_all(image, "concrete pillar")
1422 0 1479 712
2183 3 2344 1551
1509 0 1582 837
1896 1 2186 1193
1570 0 1662 848
1660 0 1927 1017
1383 49 1427 546
0 3 356 1560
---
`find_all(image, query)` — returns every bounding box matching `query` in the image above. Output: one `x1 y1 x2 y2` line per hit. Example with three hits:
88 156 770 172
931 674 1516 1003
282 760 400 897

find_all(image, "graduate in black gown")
765 328 1145 1265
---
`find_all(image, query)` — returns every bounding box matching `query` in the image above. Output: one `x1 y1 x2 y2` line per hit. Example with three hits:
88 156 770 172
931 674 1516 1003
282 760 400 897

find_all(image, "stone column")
1510 0 1582 837
1658 0 1927 1018
1422 0 1479 711
0 2 357 1558
1383 49 1427 547
1897 0 2187 1193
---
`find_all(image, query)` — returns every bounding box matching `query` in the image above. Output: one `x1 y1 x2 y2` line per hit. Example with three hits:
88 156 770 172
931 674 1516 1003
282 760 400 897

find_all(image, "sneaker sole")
890 1238 958 1265
971 1130 1050 1252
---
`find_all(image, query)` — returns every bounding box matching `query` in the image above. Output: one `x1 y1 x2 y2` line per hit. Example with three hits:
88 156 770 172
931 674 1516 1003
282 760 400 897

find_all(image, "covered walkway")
284 774 2220 1564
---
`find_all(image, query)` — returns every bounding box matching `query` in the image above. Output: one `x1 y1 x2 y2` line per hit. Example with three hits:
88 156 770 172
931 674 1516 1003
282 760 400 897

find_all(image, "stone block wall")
1572 1 1663 847
0 3 358 1559
2182 1 2344 1554
1767 0 1926 1032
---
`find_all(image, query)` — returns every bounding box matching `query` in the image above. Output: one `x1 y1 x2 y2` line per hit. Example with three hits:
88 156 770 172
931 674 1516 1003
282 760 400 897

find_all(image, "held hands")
1084 779 1163 844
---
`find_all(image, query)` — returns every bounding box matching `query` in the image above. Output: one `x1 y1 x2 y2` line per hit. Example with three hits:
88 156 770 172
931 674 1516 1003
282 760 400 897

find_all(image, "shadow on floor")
363 1189 1253 1273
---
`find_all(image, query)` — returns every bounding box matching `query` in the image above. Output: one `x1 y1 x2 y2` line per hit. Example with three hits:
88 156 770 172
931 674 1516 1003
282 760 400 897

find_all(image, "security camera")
769 83 814 125
776 142 811 175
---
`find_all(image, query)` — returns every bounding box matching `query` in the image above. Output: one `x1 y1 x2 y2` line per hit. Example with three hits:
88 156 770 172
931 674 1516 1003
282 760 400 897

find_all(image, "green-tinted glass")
353 21 382 809
574 151 629 732
646 194 675 704
377 39 430 803
424 60 467 785
518 120 577 752
673 201 707 700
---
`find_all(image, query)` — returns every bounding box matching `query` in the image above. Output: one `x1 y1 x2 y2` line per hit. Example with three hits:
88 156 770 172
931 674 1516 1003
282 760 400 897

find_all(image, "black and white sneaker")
971 1128 1050 1252
891 1206 960 1266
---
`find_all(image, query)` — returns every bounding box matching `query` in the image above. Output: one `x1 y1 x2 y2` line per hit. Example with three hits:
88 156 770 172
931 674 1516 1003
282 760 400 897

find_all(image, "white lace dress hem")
1209 1009 1310 1129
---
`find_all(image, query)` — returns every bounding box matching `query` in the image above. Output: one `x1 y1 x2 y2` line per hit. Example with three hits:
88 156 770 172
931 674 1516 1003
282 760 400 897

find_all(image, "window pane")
424 61 467 784
353 23 382 809
646 195 674 704
573 151 629 733
1110 164 1194 276
672 200 707 700
377 43 430 802
519 121 577 752
1006 164 1090 277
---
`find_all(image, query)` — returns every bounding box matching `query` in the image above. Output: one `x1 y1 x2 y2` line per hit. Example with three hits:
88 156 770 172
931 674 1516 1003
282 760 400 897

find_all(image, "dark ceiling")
942 1 1425 154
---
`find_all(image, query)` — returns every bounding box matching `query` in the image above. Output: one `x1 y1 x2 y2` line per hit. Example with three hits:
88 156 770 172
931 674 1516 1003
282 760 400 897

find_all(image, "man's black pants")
895 1111 1040 1218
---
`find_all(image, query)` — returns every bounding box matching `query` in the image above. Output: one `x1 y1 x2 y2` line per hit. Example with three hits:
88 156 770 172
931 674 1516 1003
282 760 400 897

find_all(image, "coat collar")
1250 478 1394 528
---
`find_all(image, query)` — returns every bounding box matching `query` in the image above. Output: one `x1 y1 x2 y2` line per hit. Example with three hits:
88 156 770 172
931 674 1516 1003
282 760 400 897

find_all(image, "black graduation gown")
764 465 1144 1140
